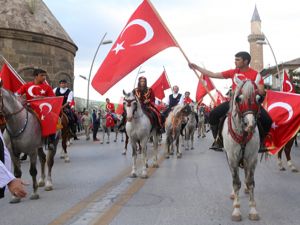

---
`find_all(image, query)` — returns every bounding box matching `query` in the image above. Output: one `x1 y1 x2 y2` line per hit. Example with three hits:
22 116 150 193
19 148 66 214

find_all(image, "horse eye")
235 95 241 103
256 95 263 104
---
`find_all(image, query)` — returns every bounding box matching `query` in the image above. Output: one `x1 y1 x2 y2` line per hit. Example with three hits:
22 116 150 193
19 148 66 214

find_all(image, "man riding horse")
133 76 163 133
16 69 56 150
189 51 273 152
53 79 78 140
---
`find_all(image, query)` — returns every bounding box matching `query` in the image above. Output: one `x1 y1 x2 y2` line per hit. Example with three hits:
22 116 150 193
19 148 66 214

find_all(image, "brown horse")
277 135 299 172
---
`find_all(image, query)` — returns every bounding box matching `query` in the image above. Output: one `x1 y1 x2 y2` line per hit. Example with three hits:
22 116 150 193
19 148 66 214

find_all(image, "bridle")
123 97 138 119
0 88 29 138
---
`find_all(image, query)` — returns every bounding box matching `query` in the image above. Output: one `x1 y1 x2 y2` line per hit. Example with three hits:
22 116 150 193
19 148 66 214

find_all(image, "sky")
44 0 300 104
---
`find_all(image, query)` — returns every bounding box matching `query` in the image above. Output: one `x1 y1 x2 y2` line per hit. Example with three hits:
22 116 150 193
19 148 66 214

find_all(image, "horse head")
232 74 262 133
123 90 138 122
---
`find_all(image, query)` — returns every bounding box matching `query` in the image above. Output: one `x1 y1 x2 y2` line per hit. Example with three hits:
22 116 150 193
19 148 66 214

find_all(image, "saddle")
141 106 161 132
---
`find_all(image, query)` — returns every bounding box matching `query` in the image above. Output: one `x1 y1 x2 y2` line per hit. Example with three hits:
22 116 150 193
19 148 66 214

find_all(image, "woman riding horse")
133 76 163 133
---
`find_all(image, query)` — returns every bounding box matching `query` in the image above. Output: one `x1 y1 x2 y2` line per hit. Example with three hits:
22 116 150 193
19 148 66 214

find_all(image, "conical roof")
251 5 261 22
0 0 76 46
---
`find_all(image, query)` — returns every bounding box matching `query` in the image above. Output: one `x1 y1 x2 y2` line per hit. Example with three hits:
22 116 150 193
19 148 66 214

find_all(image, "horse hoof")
45 185 53 191
38 180 45 187
100 142 103 144
279 167 286 171
165 155 170 159
152 164 159 168
64 158 70 163
292 168 299 173
114 140 116 142
146 163 149 168
122 152 126 155
244 188 249 194
60 155 64 159
106 141 109 144
30 193 40 200
121 140 124 142
185 148 189 151
230 193 235 200
10 196 21 204
231 214 242 221
140 174 148 179
130 173 137 178
177 154 182 159
249 213 259 221
191 147 194 150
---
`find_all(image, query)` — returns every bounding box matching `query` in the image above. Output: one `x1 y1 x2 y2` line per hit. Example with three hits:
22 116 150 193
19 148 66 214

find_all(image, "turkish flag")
28 97 64 137
115 97 124 115
151 71 170 100
282 70 295 93
92 0 178 95
263 90 300 155
106 113 115 128
0 63 25 92
195 75 215 102
215 90 226 106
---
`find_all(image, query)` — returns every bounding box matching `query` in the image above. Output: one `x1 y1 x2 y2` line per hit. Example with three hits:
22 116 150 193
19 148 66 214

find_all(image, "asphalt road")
1 131 299 225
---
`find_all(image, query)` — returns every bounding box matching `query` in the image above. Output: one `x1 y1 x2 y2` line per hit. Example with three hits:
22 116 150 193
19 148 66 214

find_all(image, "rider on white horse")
16 69 57 150
133 76 164 133
189 51 273 152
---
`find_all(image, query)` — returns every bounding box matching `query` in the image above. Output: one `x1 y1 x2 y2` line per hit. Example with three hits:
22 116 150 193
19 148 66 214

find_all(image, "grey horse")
0 86 58 203
222 75 261 221
123 90 159 178
184 104 197 150
165 104 191 158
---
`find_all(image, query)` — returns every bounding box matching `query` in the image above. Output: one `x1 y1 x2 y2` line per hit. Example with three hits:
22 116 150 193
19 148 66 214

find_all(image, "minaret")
248 5 265 72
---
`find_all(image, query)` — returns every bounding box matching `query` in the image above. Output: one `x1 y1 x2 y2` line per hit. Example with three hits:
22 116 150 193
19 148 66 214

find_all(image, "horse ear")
123 90 127 96
255 73 261 85
234 74 243 87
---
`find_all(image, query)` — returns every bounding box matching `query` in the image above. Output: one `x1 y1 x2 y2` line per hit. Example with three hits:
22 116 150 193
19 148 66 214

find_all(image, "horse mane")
172 104 185 117
230 80 255 111
1 87 25 105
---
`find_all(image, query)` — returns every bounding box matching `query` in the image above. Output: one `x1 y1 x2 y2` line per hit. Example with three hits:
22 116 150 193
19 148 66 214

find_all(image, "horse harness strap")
228 113 253 146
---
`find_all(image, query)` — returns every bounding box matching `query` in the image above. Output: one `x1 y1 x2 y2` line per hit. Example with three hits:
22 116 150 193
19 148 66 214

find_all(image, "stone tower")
248 5 265 72
0 0 78 87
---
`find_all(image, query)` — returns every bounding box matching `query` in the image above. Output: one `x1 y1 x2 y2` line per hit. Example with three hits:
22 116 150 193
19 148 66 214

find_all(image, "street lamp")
133 66 146 88
256 33 281 90
86 32 113 109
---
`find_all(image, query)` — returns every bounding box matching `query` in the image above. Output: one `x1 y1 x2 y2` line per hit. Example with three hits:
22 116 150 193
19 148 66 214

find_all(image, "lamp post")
256 33 281 90
133 66 145 88
86 32 113 109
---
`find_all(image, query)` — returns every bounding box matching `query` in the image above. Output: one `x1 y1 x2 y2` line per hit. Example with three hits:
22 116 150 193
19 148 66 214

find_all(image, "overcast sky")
44 0 300 103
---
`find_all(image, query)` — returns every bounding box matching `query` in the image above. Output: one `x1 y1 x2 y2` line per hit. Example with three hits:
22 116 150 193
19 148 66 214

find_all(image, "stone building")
0 0 77 87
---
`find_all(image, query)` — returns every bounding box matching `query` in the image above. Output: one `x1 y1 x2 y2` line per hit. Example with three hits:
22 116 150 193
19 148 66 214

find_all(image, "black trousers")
93 123 99 140
208 101 273 134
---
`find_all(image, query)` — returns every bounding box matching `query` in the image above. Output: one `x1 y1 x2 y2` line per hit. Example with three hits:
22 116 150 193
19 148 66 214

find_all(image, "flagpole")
163 66 173 94
0 55 26 84
133 66 145 89
147 0 216 104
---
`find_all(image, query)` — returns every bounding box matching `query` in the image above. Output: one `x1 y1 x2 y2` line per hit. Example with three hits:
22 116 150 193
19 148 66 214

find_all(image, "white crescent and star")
112 19 154 54
267 102 293 124
28 85 39 97
285 80 293 92
39 103 52 120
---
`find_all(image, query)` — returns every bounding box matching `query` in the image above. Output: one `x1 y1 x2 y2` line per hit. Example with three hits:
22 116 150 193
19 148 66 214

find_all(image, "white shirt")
0 131 15 188
53 87 74 103
165 93 184 106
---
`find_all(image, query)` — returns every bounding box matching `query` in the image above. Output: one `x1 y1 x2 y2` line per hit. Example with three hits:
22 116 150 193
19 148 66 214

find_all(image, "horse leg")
152 134 159 168
101 128 104 144
191 130 194 150
62 134 70 163
285 142 298 172
130 142 137 178
29 152 39 200
121 132 124 142
114 128 117 142
140 139 148 179
122 133 128 155
277 148 286 171
245 165 259 220
9 153 22 204
230 166 242 221
107 129 110 144
45 148 56 191
164 137 170 159
185 131 189 151
37 147 46 187
176 137 182 158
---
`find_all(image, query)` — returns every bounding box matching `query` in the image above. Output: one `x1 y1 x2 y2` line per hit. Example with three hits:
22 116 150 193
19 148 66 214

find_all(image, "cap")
59 79 67 83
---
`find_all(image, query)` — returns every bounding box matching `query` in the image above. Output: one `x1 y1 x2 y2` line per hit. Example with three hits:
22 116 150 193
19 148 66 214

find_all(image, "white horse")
184 104 197 150
165 104 191 158
123 90 159 178
100 111 112 144
222 75 261 221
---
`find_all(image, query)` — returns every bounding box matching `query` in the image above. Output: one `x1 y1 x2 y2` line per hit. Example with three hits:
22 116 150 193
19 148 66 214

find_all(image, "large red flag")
282 70 295 93
195 75 215 102
0 63 25 92
151 71 170 100
28 97 63 137
263 91 300 155
92 0 177 95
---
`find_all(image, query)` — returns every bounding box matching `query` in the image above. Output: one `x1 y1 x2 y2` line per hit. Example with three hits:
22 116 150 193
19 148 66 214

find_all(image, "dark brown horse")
277 135 299 172
58 112 72 163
